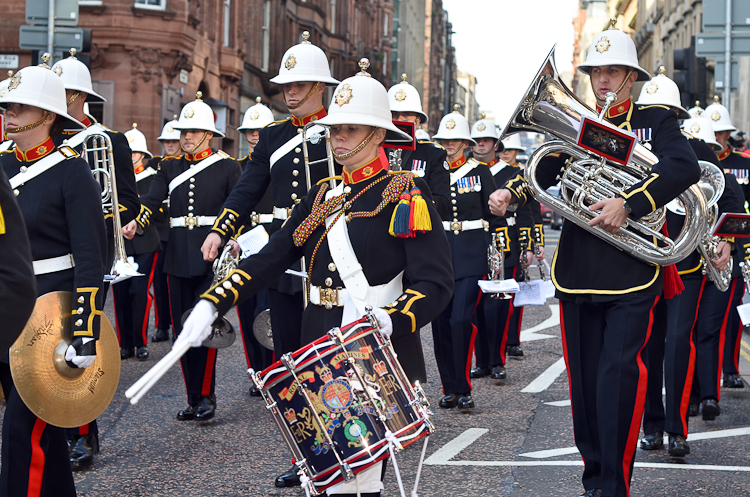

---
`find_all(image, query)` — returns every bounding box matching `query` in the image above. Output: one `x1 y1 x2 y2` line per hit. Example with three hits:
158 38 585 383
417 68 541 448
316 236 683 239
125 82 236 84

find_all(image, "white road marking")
521 357 567 393
519 426 750 459
423 428 488 464
426 460 750 472
520 304 559 342
544 400 571 407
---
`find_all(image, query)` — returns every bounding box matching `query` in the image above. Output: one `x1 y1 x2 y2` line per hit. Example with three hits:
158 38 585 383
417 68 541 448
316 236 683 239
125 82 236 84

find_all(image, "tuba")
81 131 142 283
668 160 732 291
504 46 707 267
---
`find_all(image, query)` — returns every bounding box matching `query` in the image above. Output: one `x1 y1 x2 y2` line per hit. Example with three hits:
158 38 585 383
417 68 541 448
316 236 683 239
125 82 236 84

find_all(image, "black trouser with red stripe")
560 294 658 497
642 275 704 438
432 277 482 395
152 250 172 334
723 277 745 376
0 364 76 497
112 252 157 350
237 289 274 373
269 288 304 358
168 273 218 406
691 278 737 403
474 266 520 369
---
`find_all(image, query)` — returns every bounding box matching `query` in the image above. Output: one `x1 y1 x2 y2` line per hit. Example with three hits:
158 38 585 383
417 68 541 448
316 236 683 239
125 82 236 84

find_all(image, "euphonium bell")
502 45 707 267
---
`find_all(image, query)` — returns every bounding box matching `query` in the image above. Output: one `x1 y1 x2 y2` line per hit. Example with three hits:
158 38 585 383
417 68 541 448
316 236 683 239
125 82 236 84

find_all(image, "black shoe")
438 394 459 408
195 397 216 420
135 346 149 361
724 373 744 388
688 403 699 417
470 366 491 378
152 328 170 342
70 434 98 470
275 466 301 488
491 365 507 380
458 394 475 409
640 432 663 450
506 345 524 357
667 434 690 457
701 399 721 421
580 490 602 497
249 387 262 397
120 347 134 360
176 405 196 421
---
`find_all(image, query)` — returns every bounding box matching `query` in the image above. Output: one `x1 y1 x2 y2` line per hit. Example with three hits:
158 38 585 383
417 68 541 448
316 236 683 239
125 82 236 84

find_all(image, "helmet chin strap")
592 68 634 106
332 128 377 161
5 111 50 133
285 82 321 110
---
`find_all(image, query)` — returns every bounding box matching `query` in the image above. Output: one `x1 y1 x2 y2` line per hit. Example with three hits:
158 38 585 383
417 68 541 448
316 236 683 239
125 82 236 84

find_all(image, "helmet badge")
446 119 456 130
250 110 259 120
185 107 195 119
646 82 658 94
285 53 297 70
394 89 407 102
335 83 353 107
477 123 486 131
711 111 721 122
595 36 611 54
53 65 63 76
690 122 701 134
7 72 21 91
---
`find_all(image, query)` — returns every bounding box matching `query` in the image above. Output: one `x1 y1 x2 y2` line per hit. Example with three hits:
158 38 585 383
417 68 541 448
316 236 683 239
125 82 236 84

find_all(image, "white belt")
170 216 216 228
443 219 488 232
33 254 75 275
251 212 274 225
273 206 293 220
309 285 348 309
309 273 403 311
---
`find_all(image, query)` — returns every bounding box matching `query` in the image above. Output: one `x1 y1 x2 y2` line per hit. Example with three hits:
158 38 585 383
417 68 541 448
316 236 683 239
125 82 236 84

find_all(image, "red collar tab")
15 137 56 162
80 116 92 128
596 97 632 119
291 107 327 127
718 147 731 161
449 155 467 169
185 148 213 161
134 163 145 174
343 156 384 184
486 158 498 167
61 116 92 135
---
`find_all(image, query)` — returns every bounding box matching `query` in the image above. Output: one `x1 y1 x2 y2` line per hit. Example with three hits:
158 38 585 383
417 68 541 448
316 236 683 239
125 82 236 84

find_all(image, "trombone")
81 131 142 283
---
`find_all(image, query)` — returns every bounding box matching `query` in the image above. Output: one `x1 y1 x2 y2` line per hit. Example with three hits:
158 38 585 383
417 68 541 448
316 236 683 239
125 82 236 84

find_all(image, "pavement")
4 227 750 496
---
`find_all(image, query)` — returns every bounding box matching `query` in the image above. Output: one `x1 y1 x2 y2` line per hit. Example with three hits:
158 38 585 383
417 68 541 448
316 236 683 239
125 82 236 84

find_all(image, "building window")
134 0 165 10
223 0 232 47
330 0 337 34
261 0 271 72
79 0 103 5
383 13 389 37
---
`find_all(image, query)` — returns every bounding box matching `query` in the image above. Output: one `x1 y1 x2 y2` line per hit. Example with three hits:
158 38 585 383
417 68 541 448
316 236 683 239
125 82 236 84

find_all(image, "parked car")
542 184 563 230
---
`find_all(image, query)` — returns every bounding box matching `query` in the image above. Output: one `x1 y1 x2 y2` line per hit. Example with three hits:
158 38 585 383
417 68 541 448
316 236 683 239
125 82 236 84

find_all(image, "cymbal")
180 309 236 349
252 309 274 350
9 291 121 428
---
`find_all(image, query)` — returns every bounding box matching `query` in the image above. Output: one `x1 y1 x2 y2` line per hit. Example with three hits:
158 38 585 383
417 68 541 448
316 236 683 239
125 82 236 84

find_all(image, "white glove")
65 337 96 368
174 300 218 348
372 308 393 338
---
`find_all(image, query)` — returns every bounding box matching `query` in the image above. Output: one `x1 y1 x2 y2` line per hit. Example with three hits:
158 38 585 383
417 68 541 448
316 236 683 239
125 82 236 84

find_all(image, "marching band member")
112 124 162 361
431 105 496 409
177 59 453 497
197 32 340 487
50 49 140 468
489 22 700 497
149 117 182 343
235 96 275 394
470 115 533 382
0 62 107 497
123 93 242 422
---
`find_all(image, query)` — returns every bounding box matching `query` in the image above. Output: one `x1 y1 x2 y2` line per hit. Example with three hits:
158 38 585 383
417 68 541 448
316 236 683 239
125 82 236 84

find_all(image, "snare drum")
251 316 432 495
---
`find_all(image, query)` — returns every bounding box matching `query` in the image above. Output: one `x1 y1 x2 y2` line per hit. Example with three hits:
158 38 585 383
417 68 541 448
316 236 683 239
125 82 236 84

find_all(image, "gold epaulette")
637 104 670 111
316 175 342 186
417 140 445 150
264 118 291 128
216 150 234 160
0 149 12 155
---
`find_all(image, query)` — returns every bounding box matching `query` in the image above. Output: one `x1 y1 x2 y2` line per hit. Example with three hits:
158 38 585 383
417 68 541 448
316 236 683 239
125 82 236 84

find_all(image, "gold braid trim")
5 111 50 133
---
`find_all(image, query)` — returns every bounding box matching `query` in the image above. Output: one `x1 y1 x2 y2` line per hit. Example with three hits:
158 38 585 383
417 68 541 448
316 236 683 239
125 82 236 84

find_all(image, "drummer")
0 59 107 496
176 59 453 497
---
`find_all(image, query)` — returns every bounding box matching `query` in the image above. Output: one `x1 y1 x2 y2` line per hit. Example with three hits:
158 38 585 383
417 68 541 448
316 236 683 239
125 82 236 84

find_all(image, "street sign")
696 32 750 57
703 0 750 31
19 25 84 53
0 55 20 69
25 0 79 27
714 59 740 90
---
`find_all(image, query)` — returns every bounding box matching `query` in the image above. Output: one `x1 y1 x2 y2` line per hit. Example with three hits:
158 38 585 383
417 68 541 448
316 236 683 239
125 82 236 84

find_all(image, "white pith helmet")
317 59 411 143
172 92 224 137
415 129 430 141
387 73 428 124
471 113 499 141
682 116 722 151
578 18 651 82
687 100 704 118
432 105 477 146
703 95 736 132
50 48 106 102
500 133 524 152
125 123 152 158
157 115 181 141
270 31 339 86
237 96 274 131
635 66 690 119
0 58 85 130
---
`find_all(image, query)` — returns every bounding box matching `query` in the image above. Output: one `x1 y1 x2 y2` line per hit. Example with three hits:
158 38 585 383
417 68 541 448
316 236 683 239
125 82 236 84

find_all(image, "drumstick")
125 340 192 404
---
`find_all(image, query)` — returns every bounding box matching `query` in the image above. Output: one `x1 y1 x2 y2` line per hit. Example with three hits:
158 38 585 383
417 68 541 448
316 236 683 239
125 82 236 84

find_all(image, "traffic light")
673 36 706 108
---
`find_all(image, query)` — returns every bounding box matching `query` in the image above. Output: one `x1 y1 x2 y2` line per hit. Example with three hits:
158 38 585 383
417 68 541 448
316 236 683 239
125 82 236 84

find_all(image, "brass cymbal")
252 309 274 350
9 291 121 428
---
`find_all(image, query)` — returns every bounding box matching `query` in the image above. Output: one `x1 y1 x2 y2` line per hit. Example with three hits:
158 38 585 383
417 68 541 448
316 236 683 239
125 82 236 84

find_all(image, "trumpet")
504 46 707 267
533 242 551 281
81 132 142 283
488 233 512 299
